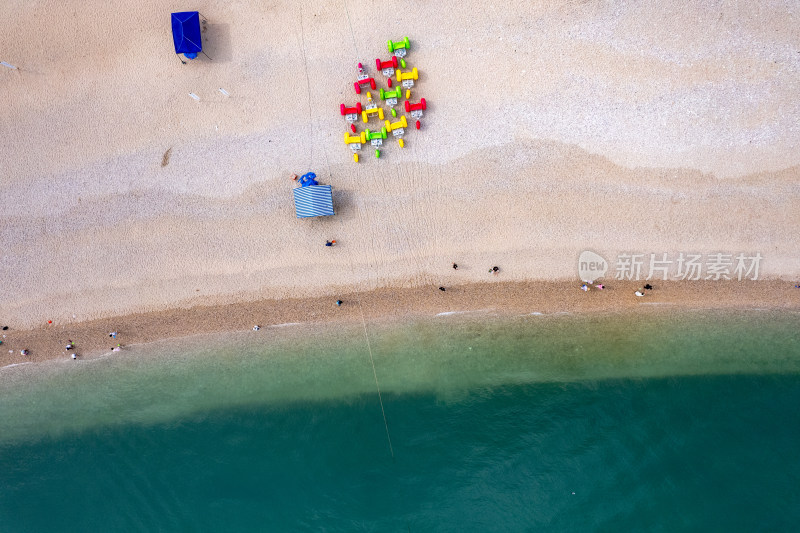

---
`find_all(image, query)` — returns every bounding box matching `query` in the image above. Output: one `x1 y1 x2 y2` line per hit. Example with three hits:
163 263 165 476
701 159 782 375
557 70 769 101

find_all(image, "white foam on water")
1 362 32 370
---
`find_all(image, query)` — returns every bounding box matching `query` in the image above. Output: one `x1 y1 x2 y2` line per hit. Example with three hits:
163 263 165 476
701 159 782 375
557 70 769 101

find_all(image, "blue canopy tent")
293 173 335 218
171 11 202 60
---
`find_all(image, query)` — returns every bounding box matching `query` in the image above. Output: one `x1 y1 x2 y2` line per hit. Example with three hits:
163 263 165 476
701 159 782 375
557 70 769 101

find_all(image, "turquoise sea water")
1 310 799 531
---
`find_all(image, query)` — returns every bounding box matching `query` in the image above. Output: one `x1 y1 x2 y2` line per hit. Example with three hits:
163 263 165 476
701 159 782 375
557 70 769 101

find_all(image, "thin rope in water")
356 295 395 459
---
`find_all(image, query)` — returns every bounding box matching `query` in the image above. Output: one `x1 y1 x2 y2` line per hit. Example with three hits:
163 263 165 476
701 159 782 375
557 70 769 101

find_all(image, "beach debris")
1 61 17 70
253 325 260 331
188 92 200 101
219 87 230 97
161 147 172 167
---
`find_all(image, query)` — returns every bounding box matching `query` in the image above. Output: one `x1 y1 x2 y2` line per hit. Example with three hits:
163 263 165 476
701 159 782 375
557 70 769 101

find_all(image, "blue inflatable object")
171 12 202 55
299 172 318 187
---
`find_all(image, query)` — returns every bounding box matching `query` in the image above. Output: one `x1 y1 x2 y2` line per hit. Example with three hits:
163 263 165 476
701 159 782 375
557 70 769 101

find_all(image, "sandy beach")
2 280 799 367
2 1 799 363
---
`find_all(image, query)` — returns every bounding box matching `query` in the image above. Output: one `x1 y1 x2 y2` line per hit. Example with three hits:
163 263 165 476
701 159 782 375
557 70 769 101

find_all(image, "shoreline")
3 279 798 367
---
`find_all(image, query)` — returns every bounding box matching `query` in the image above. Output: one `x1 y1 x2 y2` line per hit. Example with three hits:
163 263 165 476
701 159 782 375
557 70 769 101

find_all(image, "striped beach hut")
293 185 335 218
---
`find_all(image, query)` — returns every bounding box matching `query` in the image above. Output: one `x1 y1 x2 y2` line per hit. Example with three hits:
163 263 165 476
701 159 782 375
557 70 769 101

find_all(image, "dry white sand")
1 0 799 330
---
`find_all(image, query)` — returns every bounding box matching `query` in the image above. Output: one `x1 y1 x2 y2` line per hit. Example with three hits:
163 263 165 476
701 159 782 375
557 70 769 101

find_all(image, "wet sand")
2 280 798 367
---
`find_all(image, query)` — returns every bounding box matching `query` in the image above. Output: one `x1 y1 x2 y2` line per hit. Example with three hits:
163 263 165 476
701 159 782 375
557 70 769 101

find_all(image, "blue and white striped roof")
293 185 335 218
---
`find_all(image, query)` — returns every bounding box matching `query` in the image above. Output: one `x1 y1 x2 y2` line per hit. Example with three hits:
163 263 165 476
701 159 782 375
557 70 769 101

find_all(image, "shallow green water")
1 310 799 530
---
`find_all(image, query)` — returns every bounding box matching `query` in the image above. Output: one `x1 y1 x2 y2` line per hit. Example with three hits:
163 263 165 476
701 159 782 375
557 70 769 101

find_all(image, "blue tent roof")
171 12 202 54
293 185 335 218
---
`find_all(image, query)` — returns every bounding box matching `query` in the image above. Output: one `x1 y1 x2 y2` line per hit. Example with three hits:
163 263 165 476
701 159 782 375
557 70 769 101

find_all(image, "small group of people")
634 284 654 297
450 263 501 274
